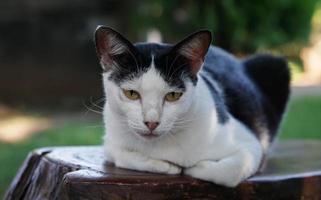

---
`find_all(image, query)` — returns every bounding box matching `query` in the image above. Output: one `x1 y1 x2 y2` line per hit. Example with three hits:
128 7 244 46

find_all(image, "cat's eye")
165 92 183 102
123 89 140 100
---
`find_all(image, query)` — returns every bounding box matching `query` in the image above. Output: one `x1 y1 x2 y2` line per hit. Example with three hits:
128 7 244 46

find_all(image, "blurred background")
1 0 321 197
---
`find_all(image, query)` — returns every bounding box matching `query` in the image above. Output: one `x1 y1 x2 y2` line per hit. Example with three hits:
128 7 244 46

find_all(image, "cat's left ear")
173 30 212 74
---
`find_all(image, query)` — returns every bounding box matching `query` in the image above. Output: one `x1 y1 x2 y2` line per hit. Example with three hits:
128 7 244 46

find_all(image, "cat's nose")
144 121 159 131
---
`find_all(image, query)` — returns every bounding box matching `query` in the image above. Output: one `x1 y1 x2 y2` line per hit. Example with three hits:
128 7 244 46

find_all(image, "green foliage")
129 0 319 53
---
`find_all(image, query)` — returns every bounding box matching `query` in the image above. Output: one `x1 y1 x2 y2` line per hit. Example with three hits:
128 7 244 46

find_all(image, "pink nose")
145 122 159 131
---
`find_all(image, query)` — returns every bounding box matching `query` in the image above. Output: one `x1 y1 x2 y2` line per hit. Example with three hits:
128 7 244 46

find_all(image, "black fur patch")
243 54 290 137
108 43 199 90
107 49 151 84
202 46 290 140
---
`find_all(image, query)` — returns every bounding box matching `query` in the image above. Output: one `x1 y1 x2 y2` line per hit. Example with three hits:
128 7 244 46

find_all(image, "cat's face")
95 26 211 140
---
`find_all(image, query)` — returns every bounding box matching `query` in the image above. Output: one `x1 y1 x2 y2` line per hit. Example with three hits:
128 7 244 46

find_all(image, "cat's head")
95 26 211 140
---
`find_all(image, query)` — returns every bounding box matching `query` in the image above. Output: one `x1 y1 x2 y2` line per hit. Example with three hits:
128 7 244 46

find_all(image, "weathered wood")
5 140 321 200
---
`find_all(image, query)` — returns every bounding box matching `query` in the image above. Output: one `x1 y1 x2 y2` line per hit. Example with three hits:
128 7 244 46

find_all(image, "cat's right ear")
94 26 136 71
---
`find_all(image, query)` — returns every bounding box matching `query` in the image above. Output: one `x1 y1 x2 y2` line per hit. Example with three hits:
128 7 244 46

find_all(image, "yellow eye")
123 89 140 100
165 92 183 102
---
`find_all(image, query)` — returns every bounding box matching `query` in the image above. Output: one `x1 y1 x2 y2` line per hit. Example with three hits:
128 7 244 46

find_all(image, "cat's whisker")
85 125 104 129
93 97 106 104
171 124 189 130
128 121 145 131
172 119 199 129
89 97 105 110
173 122 192 128
83 101 103 115
175 117 198 124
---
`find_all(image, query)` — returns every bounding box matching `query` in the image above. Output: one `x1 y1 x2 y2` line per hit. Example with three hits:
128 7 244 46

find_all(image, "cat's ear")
95 26 136 71
173 30 212 74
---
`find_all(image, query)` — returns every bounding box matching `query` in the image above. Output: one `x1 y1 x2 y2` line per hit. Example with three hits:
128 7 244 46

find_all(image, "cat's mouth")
137 132 160 140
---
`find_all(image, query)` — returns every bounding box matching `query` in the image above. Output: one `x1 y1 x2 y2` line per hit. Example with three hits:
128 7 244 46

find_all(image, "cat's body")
95 27 290 187
201 46 290 149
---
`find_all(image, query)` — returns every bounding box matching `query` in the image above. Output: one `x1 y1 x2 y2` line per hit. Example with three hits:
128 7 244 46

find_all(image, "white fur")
103 60 263 187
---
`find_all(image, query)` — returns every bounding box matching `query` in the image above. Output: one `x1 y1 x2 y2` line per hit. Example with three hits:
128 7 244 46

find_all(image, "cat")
94 26 290 187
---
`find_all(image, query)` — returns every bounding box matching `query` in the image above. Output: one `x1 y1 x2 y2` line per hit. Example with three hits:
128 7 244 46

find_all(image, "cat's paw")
166 162 182 174
113 153 182 175
103 151 114 163
184 160 244 187
150 160 182 175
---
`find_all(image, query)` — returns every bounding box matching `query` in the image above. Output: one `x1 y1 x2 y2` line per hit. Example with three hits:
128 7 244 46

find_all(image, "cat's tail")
242 54 291 135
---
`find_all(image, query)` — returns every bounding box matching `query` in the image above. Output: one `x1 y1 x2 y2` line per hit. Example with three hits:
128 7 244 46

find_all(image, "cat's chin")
140 134 159 140
135 131 164 140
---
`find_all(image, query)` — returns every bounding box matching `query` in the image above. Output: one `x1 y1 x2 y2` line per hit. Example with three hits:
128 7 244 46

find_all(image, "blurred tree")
299 2 321 85
128 0 319 54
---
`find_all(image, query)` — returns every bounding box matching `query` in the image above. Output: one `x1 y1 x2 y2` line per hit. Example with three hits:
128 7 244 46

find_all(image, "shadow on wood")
5 140 321 199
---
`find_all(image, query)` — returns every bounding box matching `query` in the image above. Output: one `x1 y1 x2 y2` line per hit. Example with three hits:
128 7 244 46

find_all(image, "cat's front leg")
111 148 182 175
184 149 262 187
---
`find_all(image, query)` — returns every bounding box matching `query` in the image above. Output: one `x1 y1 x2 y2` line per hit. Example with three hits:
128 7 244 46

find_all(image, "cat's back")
201 46 290 141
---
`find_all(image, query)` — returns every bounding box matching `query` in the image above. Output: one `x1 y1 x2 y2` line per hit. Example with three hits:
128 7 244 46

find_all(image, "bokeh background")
1 0 321 197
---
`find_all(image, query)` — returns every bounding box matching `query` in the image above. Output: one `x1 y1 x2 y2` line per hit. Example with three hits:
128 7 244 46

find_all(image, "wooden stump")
5 140 321 200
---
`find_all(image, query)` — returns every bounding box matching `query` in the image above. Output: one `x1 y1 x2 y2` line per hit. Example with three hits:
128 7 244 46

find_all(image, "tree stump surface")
5 140 321 200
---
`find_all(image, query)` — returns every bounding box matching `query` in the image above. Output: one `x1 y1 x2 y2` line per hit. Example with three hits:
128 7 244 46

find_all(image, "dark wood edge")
4 148 53 199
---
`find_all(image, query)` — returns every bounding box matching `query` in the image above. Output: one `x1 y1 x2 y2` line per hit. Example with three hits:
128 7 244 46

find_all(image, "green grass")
279 96 321 139
1 96 321 198
0 122 103 198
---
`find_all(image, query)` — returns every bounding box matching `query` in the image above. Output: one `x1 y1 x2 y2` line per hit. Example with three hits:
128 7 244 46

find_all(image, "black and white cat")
94 26 290 187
